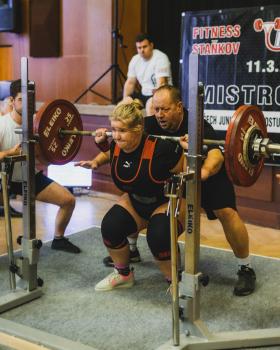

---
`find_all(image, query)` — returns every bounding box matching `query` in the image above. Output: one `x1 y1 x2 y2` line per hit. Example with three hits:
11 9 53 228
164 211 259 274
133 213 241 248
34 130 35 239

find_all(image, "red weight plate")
225 105 267 186
34 99 83 165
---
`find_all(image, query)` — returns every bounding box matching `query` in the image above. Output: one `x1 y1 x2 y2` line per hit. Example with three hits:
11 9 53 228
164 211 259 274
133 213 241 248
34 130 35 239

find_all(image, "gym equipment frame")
0 57 43 313
157 54 280 349
0 55 280 350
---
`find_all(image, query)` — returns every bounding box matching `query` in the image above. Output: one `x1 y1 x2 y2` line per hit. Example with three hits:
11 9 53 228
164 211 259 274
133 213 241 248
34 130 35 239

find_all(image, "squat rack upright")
0 57 43 313
158 53 280 350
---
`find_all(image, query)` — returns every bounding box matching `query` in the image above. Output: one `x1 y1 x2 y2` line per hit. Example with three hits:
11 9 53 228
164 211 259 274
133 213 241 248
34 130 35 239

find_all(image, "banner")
180 5 280 165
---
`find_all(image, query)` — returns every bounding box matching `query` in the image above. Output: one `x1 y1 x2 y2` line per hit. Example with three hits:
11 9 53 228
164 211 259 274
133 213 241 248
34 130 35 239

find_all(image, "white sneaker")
95 268 134 292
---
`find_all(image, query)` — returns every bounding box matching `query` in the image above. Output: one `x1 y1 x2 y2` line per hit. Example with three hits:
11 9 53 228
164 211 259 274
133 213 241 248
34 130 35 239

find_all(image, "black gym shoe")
0 205 22 218
233 265 256 296
103 248 141 267
51 237 81 254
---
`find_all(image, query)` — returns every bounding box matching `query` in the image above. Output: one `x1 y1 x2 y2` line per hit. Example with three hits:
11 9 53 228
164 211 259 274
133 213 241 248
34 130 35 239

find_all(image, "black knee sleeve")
146 213 170 260
101 205 137 249
146 213 183 261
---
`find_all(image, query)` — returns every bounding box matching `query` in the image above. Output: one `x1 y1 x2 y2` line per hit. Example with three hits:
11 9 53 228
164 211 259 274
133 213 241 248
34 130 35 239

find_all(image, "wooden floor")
1 191 280 258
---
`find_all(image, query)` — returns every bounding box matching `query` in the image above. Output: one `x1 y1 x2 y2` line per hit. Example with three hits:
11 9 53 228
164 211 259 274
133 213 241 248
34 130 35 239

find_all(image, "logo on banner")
253 18 280 52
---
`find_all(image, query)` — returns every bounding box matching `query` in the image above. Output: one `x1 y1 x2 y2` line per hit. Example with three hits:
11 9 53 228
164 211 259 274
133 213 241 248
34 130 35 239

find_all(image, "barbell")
17 99 280 187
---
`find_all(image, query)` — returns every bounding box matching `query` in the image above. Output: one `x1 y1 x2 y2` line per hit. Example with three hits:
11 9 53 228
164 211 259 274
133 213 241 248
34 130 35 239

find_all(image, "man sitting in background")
123 33 172 115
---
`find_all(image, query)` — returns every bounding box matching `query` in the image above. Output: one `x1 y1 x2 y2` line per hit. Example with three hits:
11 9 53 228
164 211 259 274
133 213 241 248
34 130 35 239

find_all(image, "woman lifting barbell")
76 99 185 291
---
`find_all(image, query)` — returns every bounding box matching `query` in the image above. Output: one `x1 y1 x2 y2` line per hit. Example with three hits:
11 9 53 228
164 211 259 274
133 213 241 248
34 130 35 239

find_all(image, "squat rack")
0 56 279 350
158 53 280 349
0 57 42 313
0 57 98 350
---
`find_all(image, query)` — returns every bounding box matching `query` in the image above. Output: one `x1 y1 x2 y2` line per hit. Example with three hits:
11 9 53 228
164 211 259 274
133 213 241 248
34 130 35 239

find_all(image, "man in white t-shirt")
0 79 81 254
123 33 172 114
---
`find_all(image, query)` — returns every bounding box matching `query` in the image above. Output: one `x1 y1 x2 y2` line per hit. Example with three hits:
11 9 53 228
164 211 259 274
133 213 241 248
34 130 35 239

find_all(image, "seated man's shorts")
9 171 54 196
130 92 152 107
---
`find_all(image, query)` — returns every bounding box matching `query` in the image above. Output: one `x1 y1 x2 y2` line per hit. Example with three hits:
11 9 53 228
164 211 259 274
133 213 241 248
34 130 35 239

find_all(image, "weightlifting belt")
131 193 158 204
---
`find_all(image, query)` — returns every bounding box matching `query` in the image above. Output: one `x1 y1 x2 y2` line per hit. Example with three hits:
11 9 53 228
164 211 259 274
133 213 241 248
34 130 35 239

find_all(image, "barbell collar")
253 138 280 158
264 142 280 156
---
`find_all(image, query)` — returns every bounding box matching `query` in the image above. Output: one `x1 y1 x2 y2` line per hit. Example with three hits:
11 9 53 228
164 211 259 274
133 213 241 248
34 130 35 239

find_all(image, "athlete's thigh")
36 181 73 206
117 193 148 231
151 198 186 229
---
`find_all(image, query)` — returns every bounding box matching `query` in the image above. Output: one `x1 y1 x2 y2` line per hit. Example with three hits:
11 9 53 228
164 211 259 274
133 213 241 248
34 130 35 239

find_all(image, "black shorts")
130 92 152 106
129 193 168 220
201 164 236 220
9 171 54 196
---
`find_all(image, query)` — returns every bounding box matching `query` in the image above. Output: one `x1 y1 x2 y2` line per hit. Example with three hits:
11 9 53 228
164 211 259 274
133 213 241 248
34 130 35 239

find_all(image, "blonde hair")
110 99 144 133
